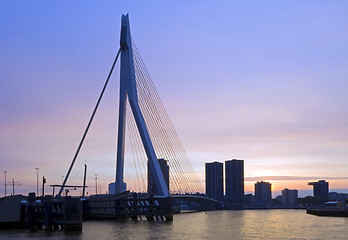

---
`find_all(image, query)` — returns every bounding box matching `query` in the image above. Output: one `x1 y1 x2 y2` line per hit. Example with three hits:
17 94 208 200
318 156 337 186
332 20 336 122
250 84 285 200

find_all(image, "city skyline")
1 1 348 196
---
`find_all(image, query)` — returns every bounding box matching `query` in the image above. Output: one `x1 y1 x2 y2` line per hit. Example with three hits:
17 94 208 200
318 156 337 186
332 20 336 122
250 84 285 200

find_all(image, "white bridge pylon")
114 14 169 197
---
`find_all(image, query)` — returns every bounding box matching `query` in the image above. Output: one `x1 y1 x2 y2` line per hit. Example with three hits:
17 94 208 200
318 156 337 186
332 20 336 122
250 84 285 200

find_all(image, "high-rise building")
255 181 272 204
148 158 169 195
225 159 244 203
205 161 223 201
308 180 329 199
282 188 298 206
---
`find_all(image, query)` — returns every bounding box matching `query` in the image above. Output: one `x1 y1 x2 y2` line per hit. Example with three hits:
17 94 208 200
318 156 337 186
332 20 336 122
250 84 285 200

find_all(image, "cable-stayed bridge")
59 14 202 198
54 14 223 221
0 15 222 229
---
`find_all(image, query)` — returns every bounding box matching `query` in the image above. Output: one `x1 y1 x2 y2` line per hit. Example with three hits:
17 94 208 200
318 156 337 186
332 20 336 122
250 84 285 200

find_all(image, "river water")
1 210 348 240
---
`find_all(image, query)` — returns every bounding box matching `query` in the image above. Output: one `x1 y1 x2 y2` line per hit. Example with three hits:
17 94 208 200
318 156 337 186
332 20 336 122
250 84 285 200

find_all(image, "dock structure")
0 191 173 230
0 193 82 231
307 208 348 217
83 192 173 221
23 193 82 231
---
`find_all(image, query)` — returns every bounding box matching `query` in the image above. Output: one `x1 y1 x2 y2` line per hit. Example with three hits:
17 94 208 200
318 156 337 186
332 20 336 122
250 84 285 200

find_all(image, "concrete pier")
63 197 82 231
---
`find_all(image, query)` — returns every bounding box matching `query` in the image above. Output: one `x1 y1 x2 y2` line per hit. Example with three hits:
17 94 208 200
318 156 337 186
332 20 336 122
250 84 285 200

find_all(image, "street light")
42 176 46 197
35 168 39 196
12 179 14 195
95 174 98 195
3 171 7 196
10 179 21 195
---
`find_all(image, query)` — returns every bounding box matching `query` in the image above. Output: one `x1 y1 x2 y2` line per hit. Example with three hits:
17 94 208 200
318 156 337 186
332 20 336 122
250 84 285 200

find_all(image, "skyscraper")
148 158 169 195
225 159 244 203
282 188 298 206
255 181 272 204
205 161 223 201
308 180 329 199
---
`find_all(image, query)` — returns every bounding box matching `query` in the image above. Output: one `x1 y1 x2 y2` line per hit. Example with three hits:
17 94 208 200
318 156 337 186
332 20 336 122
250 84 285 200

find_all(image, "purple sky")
1 1 348 196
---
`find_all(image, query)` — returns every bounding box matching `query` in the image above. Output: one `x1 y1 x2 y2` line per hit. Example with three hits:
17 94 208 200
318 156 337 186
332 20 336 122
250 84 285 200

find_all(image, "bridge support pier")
63 197 82 231
156 197 173 221
44 195 53 230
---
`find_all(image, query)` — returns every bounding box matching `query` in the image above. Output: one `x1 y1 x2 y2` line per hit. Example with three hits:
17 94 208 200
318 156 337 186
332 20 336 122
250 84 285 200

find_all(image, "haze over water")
1 210 347 240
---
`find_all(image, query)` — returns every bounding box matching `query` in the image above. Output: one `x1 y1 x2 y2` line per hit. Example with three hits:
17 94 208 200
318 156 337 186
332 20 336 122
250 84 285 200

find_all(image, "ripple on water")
0 210 347 240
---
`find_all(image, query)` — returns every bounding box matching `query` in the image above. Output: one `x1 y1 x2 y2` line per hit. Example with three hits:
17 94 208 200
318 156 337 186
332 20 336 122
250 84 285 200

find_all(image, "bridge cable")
126 101 142 192
131 43 195 192
132 43 194 193
135 68 184 193
58 48 121 197
132 40 202 193
133 53 186 193
127 100 147 191
132 41 199 192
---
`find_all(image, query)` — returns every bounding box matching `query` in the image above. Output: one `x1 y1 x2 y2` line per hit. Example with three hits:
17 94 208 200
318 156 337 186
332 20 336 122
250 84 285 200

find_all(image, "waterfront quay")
0 192 173 231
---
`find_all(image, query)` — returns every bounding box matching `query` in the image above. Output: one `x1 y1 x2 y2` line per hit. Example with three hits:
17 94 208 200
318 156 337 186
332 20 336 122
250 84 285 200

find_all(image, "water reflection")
1 210 347 240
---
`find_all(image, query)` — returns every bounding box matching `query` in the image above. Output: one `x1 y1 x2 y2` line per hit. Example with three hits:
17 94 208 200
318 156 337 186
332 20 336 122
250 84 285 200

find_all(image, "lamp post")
10 179 21 195
42 176 46 197
4 171 7 197
95 174 98 195
82 164 87 197
12 179 14 195
35 168 39 196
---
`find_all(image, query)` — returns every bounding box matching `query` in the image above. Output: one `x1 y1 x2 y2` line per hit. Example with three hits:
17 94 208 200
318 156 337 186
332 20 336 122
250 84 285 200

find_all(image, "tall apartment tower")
255 181 272 204
308 180 329 199
148 158 169 195
205 161 223 201
282 188 298 206
225 159 244 203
